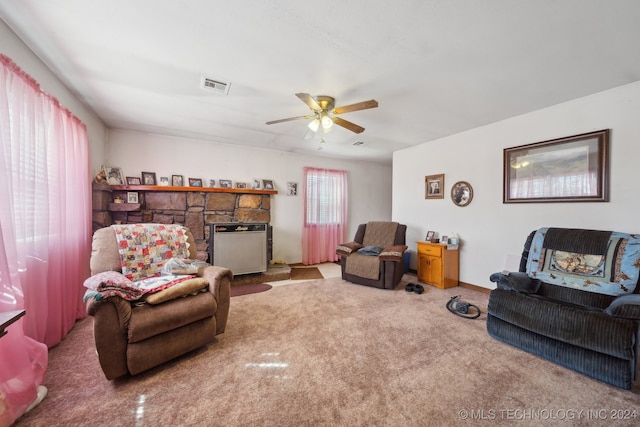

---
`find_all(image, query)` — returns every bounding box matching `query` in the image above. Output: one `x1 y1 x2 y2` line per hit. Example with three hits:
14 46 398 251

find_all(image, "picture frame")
287 182 298 196
208 179 216 188
159 176 170 186
189 178 203 187
425 174 444 199
440 235 448 245
251 178 261 189
236 182 247 189
171 175 184 187
126 176 141 185
504 129 610 203
127 192 139 204
262 179 274 190
103 166 125 185
451 181 474 207
425 231 435 242
141 171 157 186
219 179 232 188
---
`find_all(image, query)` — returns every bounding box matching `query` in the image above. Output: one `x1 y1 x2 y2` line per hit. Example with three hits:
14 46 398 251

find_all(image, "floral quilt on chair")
112 223 191 282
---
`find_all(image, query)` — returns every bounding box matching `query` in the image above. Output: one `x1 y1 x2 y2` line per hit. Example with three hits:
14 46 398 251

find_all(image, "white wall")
0 20 107 175
393 80 640 289
107 129 392 263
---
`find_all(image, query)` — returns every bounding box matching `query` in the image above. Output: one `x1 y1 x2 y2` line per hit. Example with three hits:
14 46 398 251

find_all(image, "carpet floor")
14 276 640 426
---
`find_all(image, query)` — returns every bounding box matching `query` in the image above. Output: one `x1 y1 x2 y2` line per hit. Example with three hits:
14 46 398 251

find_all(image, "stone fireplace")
92 182 275 260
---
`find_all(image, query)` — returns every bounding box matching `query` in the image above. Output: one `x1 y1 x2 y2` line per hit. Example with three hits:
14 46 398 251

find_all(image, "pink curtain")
302 167 348 265
0 54 91 426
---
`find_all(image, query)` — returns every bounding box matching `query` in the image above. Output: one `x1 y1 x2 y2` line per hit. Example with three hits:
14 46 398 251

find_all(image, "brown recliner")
337 221 408 290
85 225 231 380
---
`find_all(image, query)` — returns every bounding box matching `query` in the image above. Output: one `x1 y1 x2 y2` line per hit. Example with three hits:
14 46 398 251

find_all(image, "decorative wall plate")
451 181 473 207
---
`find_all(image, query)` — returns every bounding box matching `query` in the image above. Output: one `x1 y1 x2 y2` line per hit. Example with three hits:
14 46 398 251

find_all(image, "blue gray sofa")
487 227 640 389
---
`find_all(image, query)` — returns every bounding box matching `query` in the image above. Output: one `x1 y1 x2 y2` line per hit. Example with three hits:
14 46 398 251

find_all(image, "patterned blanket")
526 227 640 296
112 223 191 282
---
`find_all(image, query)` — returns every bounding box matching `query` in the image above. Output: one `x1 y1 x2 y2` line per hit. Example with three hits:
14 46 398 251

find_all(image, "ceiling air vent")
201 75 231 95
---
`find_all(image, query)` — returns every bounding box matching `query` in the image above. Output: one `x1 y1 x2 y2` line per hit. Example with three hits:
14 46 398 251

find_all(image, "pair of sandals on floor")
404 282 424 294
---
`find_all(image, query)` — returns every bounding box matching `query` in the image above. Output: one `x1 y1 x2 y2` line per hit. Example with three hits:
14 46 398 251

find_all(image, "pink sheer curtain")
302 167 348 265
0 54 91 425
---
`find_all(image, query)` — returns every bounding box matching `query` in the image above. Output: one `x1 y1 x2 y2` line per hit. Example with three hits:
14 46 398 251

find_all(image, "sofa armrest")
379 245 408 261
489 271 541 294
199 265 232 334
85 296 132 380
604 294 640 320
336 241 363 257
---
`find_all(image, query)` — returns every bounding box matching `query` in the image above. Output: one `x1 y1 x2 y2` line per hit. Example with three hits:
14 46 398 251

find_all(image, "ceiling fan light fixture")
307 118 320 132
320 112 333 130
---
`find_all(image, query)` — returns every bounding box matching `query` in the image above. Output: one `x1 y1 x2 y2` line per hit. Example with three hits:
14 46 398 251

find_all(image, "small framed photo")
287 182 298 196
251 179 261 189
440 235 448 245
425 231 435 242
172 175 184 186
126 176 141 185
189 178 203 187
425 174 444 199
103 166 125 185
127 192 139 204
141 171 157 186
208 179 216 188
236 182 247 189
262 179 274 190
219 179 232 188
159 176 170 186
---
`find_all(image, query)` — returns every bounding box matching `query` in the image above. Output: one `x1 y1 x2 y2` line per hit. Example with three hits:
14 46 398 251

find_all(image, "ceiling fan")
266 93 378 135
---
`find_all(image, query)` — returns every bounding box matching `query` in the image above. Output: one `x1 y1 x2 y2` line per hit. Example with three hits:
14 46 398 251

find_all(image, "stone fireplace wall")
92 183 272 260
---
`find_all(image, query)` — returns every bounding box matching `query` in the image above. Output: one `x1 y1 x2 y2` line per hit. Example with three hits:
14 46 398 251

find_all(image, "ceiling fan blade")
332 116 365 134
332 99 378 115
295 93 321 111
266 115 313 125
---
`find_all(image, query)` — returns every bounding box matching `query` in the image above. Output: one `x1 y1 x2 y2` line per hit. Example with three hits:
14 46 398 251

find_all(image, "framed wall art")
103 166 124 185
141 171 157 186
127 192 139 204
425 174 444 199
189 178 203 187
172 175 184 186
504 129 609 203
451 181 473 207
287 182 298 196
126 176 141 185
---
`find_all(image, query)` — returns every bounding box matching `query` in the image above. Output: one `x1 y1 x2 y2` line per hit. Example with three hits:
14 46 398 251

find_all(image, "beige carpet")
14 277 640 426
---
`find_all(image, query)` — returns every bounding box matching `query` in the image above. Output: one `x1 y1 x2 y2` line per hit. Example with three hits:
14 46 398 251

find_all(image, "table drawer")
418 243 443 257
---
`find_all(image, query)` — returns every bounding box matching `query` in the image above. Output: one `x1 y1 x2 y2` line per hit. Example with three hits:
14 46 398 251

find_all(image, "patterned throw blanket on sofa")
526 227 640 296
112 223 191 282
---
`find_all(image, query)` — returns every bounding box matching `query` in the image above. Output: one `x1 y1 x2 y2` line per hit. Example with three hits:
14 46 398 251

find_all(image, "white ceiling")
2 1 640 164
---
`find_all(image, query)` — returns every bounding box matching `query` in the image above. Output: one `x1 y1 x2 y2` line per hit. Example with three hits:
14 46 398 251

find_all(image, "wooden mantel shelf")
111 185 278 195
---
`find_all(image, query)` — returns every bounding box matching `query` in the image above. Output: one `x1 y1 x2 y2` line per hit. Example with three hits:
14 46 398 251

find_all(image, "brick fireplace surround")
92 182 276 260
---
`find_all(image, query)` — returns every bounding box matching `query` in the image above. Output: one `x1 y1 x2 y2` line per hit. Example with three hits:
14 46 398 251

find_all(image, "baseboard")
459 281 491 294
407 269 491 294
